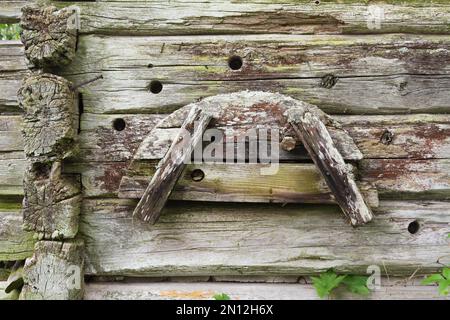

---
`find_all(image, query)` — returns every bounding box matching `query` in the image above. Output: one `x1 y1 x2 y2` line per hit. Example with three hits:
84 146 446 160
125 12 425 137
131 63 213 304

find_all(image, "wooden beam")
288 109 373 226
133 106 212 223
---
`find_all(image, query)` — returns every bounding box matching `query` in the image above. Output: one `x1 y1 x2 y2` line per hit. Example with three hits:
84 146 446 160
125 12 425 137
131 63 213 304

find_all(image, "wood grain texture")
48 1 450 35
84 281 449 300
118 164 379 208
80 199 450 277
21 239 85 300
133 106 212 223
3 113 450 162
0 41 28 113
0 208 35 261
62 34 450 114
288 109 373 225
0 1 29 23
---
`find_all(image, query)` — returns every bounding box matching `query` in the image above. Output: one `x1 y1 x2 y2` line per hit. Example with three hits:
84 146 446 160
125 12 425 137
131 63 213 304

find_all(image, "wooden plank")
133 106 212 223
0 1 29 23
4 113 450 162
80 199 450 276
0 41 28 113
84 281 449 300
0 208 35 261
118 164 379 208
64 159 450 200
51 1 450 35
288 109 373 225
0 159 26 196
63 34 450 114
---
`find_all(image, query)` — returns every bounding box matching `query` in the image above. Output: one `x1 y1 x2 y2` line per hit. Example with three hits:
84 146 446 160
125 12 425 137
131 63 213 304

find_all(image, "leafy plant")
421 267 450 296
0 24 21 40
213 293 230 300
311 269 370 298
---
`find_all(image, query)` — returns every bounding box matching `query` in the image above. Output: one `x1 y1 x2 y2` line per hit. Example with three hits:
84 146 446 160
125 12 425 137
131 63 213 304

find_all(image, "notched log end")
22 162 81 240
21 239 84 300
18 73 78 162
20 5 78 67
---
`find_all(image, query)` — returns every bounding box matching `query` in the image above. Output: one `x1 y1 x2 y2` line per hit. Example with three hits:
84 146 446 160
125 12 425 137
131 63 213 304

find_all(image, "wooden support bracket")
288 109 373 226
133 106 213 224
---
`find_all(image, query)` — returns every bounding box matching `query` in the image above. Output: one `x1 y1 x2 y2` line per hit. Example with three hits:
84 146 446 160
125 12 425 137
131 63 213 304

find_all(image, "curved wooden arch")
119 91 375 226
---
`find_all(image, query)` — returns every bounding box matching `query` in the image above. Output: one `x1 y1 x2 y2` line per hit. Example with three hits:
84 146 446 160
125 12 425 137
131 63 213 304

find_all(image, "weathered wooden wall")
1 0 450 299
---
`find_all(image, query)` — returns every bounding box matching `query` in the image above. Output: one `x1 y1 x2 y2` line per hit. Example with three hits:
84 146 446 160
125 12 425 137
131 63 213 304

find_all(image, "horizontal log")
0 41 28 113
0 1 28 23
64 159 450 200
63 34 450 114
83 280 448 300
0 159 26 196
0 208 35 261
118 164 379 208
50 1 450 35
80 199 450 276
3 113 450 162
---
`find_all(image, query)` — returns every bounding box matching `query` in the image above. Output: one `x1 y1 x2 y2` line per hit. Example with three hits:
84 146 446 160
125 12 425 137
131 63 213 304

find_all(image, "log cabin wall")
0 0 449 300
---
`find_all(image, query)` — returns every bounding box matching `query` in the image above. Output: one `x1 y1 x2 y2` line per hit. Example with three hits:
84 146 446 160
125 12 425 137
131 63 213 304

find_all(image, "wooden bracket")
288 109 373 226
133 106 213 224
131 91 374 226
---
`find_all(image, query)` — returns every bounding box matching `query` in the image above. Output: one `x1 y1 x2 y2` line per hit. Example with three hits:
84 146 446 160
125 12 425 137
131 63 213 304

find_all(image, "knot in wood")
380 129 394 145
320 74 339 89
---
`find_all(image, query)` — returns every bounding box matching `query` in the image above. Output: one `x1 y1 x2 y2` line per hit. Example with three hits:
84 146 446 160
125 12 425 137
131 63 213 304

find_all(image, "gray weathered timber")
17 73 78 162
62 34 450 114
22 161 81 240
80 199 450 277
0 41 28 113
20 5 78 67
48 1 450 35
84 281 449 300
63 159 450 200
0 1 30 23
0 158 26 196
21 239 84 300
288 109 373 226
3 113 450 163
133 106 212 223
118 164 379 208
0 208 35 261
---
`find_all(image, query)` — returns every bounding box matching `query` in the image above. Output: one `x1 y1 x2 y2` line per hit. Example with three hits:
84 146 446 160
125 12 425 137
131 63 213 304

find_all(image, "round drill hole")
149 80 163 94
408 220 420 234
191 169 205 182
228 56 243 70
113 118 126 131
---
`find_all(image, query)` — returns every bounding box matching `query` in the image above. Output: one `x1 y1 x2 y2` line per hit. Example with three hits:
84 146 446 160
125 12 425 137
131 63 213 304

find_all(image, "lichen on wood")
20 5 78 67
17 73 78 162
20 239 84 300
22 161 81 240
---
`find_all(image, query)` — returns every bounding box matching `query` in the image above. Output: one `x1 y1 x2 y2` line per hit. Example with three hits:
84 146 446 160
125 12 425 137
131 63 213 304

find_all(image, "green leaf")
342 276 370 296
213 293 230 300
311 270 347 299
437 280 449 296
442 267 450 280
421 274 444 285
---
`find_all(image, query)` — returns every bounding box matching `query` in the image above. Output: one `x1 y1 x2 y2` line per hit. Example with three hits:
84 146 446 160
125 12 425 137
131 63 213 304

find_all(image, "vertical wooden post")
288 109 373 226
133 106 213 224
